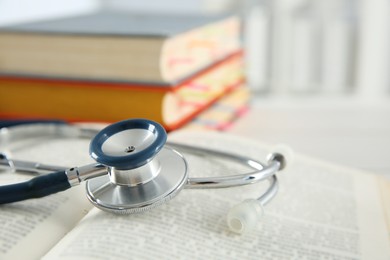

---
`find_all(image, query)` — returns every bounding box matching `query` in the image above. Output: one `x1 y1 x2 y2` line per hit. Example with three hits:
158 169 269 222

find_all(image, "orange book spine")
0 52 245 130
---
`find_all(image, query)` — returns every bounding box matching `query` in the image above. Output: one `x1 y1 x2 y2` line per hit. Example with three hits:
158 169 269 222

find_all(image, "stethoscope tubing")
167 142 280 189
168 142 280 207
0 122 281 207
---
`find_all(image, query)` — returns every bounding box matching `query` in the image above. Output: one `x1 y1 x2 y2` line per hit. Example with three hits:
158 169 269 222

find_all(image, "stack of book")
182 87 249 131
0 11 249 131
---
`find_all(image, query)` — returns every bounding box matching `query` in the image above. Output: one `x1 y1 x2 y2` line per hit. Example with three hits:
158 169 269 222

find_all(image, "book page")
0 134 95 259
378 178 390 240
43 131 390 259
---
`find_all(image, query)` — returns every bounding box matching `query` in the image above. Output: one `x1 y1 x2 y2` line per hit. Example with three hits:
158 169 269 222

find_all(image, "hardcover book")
0 52 245 131
0 11 241 84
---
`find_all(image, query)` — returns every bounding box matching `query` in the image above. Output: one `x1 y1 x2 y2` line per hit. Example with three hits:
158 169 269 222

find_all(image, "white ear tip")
268 144 294 170
227 199 263 234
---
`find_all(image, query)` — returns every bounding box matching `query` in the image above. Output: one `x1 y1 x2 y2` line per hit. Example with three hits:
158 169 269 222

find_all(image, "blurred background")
1 0 389 99
1 0 390 175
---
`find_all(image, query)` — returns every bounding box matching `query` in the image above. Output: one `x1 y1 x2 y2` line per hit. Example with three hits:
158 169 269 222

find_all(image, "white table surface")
228 95 390 177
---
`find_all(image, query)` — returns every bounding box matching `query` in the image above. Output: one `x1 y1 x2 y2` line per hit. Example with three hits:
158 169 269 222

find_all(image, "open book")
0 130 389 259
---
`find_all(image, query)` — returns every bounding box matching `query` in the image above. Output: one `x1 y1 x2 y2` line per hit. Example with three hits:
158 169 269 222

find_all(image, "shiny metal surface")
101 129 156 157
167 142 282 207
65 163 108 186
108 159 161 186
166 142 282 189
258 175 278 206
267 153 286 170
0 124 99 146
86 147 188 214
0 124 99 175
187 161 280 189
65 167 81 186
0 123 282 212
0 153 67 174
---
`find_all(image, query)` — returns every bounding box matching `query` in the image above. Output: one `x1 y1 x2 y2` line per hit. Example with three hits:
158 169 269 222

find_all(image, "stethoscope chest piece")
0 118 289 233
86 119 188 214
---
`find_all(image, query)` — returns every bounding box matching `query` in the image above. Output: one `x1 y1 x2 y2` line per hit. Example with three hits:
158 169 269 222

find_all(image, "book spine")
0 53 245 131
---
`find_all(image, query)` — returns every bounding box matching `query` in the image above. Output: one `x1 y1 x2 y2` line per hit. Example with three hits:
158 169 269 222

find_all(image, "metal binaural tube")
185 161 280 189
258 175 278 206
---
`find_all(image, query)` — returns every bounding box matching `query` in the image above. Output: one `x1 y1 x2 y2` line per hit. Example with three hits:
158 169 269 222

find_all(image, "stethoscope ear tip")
227 199 264 234
267 144 294 171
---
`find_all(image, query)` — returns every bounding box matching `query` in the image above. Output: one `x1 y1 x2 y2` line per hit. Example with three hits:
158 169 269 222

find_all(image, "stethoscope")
0 118 290 233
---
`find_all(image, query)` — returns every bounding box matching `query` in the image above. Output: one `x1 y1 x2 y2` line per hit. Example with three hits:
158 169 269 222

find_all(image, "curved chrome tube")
0 124 282 209
185 161 280 189
259 175 278 206
0 123 99 145
166 142 281 189
166 142 281 206
0 154 67 174
0 124 100 174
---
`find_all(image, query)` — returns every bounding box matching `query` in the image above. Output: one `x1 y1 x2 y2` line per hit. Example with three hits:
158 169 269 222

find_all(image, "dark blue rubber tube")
0 171 71 204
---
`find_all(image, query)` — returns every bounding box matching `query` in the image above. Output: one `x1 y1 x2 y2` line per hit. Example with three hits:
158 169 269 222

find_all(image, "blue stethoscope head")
90 118 167 170
87 118 188 214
